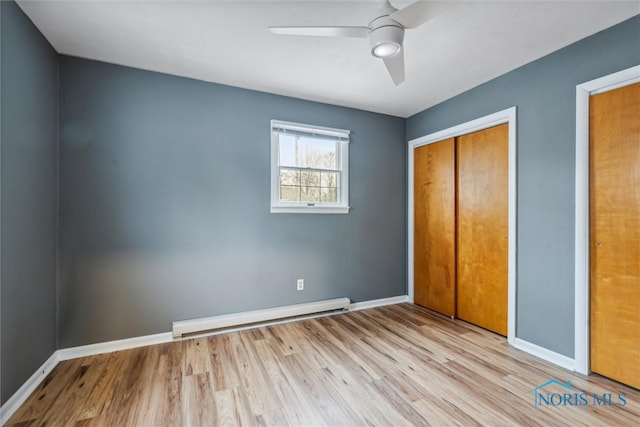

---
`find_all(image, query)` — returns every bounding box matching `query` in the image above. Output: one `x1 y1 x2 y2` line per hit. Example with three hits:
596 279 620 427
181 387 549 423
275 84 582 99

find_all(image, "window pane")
279 134 338 170
321 188 338 203
271 120 349 213
300 186 321 203
300 170 320 187
280 186 300 202
280 169 300 185
321 171 339 188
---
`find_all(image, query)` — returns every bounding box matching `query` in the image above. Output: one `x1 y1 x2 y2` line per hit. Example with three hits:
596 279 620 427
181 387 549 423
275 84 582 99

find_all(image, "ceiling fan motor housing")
368 15 405 58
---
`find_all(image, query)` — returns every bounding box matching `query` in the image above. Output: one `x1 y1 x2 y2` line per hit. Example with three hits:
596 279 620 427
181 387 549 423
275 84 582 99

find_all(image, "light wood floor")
6 304 640 426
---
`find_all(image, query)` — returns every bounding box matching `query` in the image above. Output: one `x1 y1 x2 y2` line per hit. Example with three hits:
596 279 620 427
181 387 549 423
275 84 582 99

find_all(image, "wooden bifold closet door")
414 138 456 316
414 124 508 336
456 124 509 336
589 81 640 389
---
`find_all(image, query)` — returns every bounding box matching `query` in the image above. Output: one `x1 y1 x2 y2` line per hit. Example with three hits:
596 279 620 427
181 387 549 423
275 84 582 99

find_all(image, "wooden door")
589 82 640 389
414 138 456 316
456 124 509 336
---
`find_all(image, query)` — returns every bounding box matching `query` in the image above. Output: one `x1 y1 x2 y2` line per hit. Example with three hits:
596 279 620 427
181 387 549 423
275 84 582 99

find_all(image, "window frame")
270 120 350 214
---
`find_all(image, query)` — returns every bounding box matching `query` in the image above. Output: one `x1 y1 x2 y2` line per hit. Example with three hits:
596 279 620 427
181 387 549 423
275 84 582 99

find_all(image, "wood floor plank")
232 332 282 417
280 351 363 425
56 355 111 424
153 343 185 426
214 387 256 427
7 357 84 423
269 354 328 426
321 363 413 426
183 337 213 376
307 316 382 383
182 372 217 426
412 394 477 427
208 334 241 392
370 378 432 426
5 303 640 426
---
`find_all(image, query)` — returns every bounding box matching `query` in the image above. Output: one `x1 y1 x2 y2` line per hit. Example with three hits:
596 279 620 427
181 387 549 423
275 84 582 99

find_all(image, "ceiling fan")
268 1 433 86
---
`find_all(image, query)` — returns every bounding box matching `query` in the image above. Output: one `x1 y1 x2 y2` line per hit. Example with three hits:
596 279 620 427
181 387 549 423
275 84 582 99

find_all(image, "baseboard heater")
172 297 351 338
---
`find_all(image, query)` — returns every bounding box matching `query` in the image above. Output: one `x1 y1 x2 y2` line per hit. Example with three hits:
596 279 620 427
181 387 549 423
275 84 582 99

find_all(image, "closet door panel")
590 82 640 389
456 124 509 336
414 138 456 316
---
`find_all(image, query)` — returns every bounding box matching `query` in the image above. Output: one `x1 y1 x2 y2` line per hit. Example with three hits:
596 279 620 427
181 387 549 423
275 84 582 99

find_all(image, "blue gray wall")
0 1 59 405
58 57 406 347
407 15 640 357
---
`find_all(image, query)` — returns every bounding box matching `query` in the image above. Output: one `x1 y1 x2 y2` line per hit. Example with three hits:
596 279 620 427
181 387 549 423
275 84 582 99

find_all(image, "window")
271 120 350 214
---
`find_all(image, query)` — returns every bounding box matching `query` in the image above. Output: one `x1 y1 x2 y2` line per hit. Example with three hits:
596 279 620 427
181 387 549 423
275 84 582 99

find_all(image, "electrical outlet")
297 279 304 290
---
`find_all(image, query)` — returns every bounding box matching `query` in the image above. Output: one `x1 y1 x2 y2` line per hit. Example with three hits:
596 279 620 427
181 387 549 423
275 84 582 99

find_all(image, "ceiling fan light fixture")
373 42 400 58
369 24 404 59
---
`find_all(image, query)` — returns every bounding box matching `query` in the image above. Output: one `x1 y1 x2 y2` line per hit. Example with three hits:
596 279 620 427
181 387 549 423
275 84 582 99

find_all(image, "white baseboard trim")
173 297 351 338
176 296 410 340
0 295 409 423
514 337 576 371
350 295 409 311
0 351 60 426
57 332 174 362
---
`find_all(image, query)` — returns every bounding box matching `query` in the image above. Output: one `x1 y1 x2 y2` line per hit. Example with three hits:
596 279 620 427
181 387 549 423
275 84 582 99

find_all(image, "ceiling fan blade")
268 26 369 38
389 1 433 29
383 49 405 85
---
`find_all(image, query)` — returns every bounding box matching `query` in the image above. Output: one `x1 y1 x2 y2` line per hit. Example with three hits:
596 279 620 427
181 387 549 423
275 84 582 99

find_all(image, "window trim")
270 120 350 214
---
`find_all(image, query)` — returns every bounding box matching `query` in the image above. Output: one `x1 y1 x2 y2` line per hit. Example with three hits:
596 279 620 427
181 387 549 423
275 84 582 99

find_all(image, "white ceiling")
16 0 640 117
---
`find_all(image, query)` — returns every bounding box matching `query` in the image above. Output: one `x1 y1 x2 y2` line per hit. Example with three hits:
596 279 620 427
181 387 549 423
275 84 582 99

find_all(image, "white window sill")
270 204 351 214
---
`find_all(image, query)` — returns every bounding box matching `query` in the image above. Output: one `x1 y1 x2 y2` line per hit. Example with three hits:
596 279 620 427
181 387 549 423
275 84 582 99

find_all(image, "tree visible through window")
271 120 350 214
279 134 339 203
